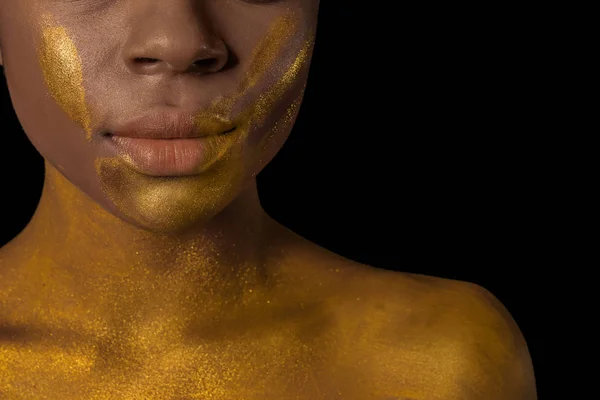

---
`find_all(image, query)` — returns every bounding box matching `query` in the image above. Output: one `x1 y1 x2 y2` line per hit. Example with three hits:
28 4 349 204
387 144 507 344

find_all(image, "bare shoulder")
243 222 537 399
329 264 537 400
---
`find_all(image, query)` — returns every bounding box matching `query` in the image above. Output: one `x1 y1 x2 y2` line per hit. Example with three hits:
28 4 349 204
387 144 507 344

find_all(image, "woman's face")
0 0 318 232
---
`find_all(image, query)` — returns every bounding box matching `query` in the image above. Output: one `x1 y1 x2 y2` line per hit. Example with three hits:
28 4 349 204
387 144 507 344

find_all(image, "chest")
0 320 378 400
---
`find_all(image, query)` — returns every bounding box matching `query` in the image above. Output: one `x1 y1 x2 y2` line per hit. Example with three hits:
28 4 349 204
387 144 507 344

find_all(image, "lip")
105 133 238 177
103 109 238 176
111 109 235 139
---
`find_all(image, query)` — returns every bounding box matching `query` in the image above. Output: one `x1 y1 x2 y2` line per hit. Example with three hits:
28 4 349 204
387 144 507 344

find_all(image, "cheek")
3 12 94 173
230 14 315 175
247 78 308 178
247 46 313 178
37 15 93 140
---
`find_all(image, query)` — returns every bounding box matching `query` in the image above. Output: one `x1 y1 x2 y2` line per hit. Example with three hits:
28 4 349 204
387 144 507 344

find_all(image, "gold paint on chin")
36 13 93 141
95 156 246 233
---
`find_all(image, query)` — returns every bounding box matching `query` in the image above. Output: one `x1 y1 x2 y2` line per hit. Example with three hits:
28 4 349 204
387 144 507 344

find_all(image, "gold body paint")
0 7 535 400
1 9 404 400
36 13 93 140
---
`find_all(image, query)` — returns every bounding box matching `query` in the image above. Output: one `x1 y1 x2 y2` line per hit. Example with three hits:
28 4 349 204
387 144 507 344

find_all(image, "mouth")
100 126 239 177
101 126 237 139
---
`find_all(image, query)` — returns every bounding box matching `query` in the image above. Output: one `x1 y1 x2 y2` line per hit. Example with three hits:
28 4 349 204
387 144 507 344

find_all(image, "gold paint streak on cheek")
240 13 313 132
254 84 306 170
207 20 314 170
193 13 301 131
244 34 313 166
250 38 313 129
240 13 298 93
36 13 93 140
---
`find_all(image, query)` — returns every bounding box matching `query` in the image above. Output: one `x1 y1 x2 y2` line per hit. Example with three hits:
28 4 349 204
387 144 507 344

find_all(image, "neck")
15 162 283 318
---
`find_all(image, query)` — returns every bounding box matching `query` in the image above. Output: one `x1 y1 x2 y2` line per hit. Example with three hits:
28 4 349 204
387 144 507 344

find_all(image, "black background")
1 3 550 397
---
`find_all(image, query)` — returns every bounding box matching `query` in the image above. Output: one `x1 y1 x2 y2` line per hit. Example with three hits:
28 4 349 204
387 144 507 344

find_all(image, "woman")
0 1 536 399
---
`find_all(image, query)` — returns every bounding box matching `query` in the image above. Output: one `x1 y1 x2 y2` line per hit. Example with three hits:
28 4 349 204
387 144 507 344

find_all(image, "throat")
11 161 279 314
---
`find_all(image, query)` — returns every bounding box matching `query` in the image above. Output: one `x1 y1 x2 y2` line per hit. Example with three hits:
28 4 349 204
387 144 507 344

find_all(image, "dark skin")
0 1 537 398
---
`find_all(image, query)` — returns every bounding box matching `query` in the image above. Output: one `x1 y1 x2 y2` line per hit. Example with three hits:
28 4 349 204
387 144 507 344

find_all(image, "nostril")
134 57 158 64
192 58 219 71
130 57 222 73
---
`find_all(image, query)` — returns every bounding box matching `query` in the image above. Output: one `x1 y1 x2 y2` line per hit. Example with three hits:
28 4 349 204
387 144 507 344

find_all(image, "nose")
122 3 228 76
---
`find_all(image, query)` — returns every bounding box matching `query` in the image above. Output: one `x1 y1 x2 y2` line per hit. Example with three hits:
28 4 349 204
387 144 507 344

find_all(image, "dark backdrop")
1 3 548 398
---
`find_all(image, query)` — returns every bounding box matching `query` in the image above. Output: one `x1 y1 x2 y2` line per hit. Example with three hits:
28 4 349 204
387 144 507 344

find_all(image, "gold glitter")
95 156 246 233
36 13 93 141
250 39 311 128
6 8 497 400
193 12 300 126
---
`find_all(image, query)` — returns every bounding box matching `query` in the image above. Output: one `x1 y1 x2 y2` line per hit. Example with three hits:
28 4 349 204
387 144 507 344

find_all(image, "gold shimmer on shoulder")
36 13 93 141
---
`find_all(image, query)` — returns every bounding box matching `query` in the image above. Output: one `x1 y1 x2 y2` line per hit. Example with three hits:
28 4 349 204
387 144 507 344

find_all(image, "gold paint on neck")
36 13 93 141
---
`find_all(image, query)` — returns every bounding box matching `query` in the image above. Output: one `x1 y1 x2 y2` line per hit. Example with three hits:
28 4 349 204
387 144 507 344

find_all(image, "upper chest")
0 258 465 400
0 332 355 399
0 326 459 400
0 287 378 400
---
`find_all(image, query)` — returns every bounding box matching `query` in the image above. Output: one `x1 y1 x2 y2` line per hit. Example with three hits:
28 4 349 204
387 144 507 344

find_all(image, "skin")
0 0 537 399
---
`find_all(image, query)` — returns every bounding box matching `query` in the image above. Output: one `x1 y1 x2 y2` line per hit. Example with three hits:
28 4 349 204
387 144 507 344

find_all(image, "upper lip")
110 109 235 139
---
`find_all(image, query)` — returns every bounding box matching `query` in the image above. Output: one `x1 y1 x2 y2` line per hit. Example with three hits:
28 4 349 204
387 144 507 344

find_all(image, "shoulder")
426 278 537 399
341 270 538 400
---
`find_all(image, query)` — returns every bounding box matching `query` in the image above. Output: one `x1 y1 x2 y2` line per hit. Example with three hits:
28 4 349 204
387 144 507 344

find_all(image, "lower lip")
105 136 216 176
